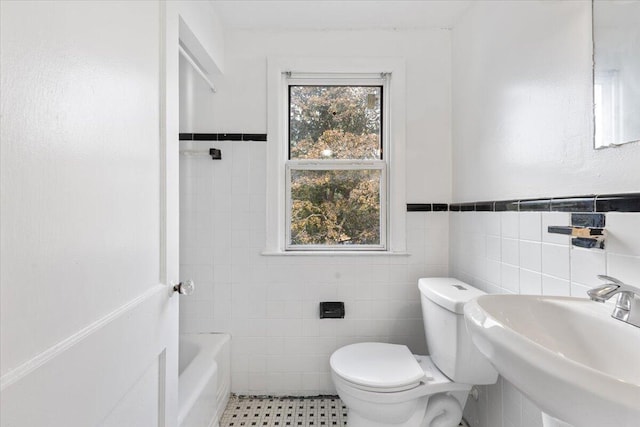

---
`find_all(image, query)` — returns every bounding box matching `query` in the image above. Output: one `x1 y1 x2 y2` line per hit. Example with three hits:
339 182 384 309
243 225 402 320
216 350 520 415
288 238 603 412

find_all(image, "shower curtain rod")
179 45 216 93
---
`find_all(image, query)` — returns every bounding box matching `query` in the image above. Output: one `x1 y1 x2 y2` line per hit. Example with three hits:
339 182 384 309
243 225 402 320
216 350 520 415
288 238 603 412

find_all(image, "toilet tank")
418 278 498 385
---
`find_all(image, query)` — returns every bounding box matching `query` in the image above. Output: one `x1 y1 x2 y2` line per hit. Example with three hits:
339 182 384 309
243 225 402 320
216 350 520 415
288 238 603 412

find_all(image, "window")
266 58 406 254
286 78 388 250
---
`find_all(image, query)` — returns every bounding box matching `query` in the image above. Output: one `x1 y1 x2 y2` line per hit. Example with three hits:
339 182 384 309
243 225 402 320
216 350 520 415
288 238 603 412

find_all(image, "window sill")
260 250 410 257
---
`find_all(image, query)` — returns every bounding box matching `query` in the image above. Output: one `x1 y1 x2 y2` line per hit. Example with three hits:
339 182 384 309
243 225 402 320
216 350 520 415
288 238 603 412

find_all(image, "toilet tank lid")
418 278 485 314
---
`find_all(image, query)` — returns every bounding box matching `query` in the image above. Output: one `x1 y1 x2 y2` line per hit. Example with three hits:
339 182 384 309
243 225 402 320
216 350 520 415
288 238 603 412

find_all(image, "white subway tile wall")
451 210 640 427
179 141 640 427
179 141 449 395
181 160 640 427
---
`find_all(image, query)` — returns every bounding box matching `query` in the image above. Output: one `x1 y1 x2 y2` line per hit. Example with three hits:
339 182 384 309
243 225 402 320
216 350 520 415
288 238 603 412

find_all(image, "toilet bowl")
330 344 471 427
330 278 498 427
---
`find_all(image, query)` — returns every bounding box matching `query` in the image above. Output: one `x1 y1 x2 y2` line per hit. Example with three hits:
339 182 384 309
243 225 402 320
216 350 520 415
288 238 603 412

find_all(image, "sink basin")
464 295 640 427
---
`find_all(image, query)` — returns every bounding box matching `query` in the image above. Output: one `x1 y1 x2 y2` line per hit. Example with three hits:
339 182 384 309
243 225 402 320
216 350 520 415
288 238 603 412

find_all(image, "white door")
1 1 180 426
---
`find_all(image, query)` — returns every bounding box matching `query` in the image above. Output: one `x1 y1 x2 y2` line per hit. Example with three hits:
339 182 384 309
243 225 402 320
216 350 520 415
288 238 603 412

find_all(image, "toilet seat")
331 344 473 401
329 343 426 392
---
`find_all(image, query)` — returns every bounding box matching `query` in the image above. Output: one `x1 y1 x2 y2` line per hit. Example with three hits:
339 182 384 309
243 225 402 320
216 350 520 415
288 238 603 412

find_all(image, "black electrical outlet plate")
319 302 345 319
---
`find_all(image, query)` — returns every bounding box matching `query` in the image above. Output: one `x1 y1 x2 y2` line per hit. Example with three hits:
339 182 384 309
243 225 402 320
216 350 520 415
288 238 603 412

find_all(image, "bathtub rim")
178 332 231 426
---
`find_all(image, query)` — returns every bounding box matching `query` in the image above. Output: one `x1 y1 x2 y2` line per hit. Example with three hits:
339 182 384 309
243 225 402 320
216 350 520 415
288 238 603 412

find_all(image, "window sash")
288 84 384 161
283 73 390 252
285 160 387 251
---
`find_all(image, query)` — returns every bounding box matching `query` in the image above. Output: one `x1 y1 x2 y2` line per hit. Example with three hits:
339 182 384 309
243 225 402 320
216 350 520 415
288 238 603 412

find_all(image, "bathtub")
178 333 231 427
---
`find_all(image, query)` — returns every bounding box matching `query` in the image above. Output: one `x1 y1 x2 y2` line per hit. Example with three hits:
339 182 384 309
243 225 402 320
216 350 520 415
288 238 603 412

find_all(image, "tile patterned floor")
220 395 347 427
220 395 469 427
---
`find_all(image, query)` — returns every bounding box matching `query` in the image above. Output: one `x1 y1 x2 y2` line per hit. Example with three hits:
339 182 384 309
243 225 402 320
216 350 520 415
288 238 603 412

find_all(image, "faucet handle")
596 275 626 286
591 275 640 328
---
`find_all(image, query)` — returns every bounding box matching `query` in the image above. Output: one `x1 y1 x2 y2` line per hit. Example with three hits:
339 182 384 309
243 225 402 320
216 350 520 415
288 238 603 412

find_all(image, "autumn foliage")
288 85 383 246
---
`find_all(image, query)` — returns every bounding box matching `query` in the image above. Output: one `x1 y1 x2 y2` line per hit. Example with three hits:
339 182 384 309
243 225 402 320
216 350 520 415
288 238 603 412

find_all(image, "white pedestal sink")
464 295 640 427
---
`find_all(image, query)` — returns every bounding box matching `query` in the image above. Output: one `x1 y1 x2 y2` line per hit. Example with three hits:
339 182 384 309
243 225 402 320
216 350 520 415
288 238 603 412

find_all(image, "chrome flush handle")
173 279 195 295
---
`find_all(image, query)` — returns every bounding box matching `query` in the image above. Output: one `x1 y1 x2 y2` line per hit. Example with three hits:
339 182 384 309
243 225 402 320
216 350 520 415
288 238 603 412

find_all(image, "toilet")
330 278 498 427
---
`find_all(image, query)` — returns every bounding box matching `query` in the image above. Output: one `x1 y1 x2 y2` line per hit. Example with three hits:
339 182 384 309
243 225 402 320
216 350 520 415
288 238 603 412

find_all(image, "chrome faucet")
588 275 640 328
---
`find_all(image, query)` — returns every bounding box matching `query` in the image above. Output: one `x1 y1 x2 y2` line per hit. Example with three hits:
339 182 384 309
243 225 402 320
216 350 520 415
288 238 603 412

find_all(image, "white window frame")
286 75 387 251
265 57 407 255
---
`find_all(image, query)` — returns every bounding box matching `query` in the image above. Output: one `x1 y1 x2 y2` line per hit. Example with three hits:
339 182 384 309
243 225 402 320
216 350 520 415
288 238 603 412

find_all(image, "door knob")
173 280 195 295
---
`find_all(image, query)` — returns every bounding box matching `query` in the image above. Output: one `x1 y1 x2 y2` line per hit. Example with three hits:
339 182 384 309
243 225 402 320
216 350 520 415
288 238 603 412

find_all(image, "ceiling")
211 0 475 31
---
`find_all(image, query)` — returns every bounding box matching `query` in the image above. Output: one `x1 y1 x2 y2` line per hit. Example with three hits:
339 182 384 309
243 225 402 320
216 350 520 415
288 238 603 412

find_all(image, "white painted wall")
452 0 640 202
178 28 452 394
451 1 640 427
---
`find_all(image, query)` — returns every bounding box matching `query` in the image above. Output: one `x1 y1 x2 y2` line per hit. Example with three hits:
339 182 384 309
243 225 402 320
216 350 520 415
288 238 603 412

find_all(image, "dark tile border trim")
242 133 268 142
406 203 450 212
408 193 640 213
495 200 519 211
595 193 640 212
475 202 494 211
519 199 551 211
407 204 432 212
194 133 222 141
550 197 596 212
179 133 267 142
